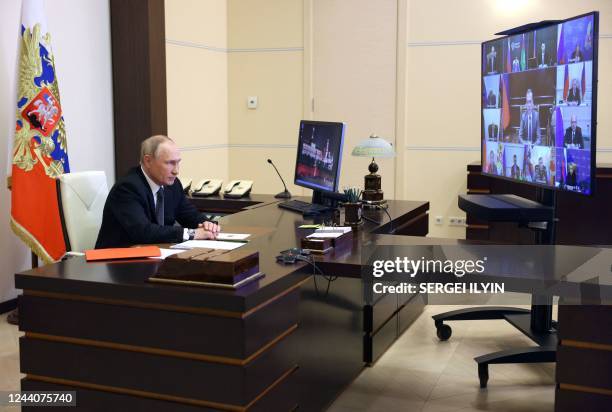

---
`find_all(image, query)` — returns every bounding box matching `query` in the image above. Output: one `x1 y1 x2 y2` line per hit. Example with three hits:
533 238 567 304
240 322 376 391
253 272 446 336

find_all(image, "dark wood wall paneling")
110 0 167 179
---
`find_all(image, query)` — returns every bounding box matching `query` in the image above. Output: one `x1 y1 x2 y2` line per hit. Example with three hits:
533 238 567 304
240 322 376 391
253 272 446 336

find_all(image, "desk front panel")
16 198 431 411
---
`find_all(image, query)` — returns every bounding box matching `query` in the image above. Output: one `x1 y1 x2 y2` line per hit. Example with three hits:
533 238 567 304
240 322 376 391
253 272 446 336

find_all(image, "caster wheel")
436 324 452 341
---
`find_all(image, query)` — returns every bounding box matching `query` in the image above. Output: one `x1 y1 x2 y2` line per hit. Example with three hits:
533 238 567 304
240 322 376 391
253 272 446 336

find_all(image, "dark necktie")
156 187 164 225
528 114 532 141
572 130 575 144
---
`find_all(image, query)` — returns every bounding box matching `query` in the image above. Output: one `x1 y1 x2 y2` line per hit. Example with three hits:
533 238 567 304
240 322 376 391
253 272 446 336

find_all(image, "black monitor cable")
361 205 394 234
294 254 336 297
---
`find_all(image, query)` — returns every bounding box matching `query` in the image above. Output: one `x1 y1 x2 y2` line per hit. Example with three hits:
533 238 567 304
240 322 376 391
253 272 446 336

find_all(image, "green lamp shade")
351 134 395 158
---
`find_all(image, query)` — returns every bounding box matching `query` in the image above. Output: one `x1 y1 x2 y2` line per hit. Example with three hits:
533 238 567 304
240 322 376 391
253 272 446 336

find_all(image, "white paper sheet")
315 226 352 234
170 240 244 250
306 232 343 239
149 248 184 260
216 233 250 241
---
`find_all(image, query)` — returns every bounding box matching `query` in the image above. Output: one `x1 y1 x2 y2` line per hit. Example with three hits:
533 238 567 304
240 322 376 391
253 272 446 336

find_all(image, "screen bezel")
294 120 345 193
480 11 598 196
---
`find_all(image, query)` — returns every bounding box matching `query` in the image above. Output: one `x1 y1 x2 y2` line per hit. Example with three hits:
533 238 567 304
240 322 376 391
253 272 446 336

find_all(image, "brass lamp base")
361 199 388 209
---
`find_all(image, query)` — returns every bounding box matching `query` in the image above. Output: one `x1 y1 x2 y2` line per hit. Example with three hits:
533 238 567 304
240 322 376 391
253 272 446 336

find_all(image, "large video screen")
481 12 598 195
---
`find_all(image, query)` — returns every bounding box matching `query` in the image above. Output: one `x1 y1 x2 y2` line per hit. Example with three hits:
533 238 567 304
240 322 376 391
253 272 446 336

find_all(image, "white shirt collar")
141 165 162 196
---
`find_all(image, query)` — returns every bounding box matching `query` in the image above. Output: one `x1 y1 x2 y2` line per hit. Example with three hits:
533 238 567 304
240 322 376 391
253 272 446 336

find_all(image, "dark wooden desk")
189 193 280 215
15 198 429 412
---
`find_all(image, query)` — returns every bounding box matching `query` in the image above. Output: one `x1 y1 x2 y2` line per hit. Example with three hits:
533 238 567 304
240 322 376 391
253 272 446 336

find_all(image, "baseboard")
0 298 18 314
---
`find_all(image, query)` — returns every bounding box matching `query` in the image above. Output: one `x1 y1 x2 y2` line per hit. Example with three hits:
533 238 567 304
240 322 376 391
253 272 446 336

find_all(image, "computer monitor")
481 11 598 195
294 120 345 198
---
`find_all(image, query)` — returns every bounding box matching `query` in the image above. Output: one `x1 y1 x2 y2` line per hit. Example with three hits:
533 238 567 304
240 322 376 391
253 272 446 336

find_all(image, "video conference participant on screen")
510 154 521 179
534 156 548 184
486 46 498 73
518 89 541 145
564 114 584 149
570 43 583 63
567 79 581 105
487 90 497 107
488 123 499 140
486 150 499 175
538 43 551 67
566 163 578 187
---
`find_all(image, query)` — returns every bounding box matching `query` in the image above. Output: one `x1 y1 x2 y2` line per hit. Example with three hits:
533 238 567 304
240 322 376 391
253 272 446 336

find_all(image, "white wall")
0 0 115 303
165 0 229 184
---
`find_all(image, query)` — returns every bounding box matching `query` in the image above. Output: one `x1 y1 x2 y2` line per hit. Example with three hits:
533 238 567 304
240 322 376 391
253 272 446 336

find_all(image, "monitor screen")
294 120 345 193
481 12 598 195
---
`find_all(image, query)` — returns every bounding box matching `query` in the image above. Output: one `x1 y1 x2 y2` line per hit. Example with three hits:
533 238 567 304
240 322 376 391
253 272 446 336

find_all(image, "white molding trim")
179 144 229 151
166 39 227 53
408 40 482 47
408 34 612 48
179 143 297 151
229 143 297 149
405 146 480 152
404 145 612 153
228 47 303 53
166 39 303 53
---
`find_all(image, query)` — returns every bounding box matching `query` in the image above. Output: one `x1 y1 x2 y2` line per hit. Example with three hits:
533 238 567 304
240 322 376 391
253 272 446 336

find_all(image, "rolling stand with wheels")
433 192 558 388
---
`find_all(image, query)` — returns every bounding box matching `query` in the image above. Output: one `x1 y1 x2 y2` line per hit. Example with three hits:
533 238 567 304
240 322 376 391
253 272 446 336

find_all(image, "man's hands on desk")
195 221 221 240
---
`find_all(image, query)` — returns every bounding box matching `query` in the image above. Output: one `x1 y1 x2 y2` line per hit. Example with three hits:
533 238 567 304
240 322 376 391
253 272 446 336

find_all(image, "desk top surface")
16 197 612 309
15 198 429 312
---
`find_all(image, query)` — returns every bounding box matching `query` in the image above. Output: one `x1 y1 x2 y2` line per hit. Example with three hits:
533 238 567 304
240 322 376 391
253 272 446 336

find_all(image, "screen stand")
433 190 558 388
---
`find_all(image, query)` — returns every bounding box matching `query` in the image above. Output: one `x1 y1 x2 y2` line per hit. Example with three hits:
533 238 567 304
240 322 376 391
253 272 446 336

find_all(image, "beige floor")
0 307 554 412
328 305 555 412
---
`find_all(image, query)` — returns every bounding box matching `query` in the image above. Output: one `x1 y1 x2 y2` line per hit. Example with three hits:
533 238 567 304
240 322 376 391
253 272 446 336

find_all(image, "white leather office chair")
57 171 109 253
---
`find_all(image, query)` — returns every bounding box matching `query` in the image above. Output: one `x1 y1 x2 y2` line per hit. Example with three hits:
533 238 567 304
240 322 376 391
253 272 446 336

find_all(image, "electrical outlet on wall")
435 216 444 225
449 216 466 226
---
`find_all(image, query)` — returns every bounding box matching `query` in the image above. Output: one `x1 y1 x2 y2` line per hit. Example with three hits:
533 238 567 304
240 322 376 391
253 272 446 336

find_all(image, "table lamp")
351 134 395 205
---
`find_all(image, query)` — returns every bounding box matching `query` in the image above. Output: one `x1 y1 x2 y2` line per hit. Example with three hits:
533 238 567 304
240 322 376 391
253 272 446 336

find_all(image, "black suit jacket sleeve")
107 182 183 245
174 189 208 228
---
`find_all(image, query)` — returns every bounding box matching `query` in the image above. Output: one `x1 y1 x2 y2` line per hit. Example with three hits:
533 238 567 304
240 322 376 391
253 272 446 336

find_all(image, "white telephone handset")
180 177 193 194
224 180 253 198
192 179 223 197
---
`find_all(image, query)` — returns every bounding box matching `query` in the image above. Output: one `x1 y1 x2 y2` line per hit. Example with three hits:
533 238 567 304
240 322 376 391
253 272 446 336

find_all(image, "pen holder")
343 202 362 226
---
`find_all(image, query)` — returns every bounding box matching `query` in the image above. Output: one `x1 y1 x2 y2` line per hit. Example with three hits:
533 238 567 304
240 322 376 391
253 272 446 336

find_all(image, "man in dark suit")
534 156 548 184
566 163 578 187
567 79 581 105
564 114 584 149
518 89 541 144
486 150 499 175
538 43 550 67
96 135 220 248
486 45 497 73
487 90 497 108
487 123 499 140
570 43 583 63
510 154 521 179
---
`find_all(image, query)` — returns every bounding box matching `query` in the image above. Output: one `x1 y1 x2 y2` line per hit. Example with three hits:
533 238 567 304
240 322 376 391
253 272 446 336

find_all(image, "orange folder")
85 245 161 261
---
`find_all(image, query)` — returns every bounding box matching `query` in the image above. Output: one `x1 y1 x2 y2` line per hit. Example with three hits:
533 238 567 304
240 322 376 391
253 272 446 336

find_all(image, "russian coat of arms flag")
10 0 70 263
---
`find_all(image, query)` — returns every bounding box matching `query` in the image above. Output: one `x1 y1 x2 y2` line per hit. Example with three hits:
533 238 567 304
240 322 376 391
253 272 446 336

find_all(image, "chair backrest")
57 171 109 252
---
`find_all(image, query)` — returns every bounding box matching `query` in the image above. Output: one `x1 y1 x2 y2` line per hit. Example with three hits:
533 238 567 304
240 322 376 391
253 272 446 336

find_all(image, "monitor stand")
433 189 558 388
312 189 347 209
